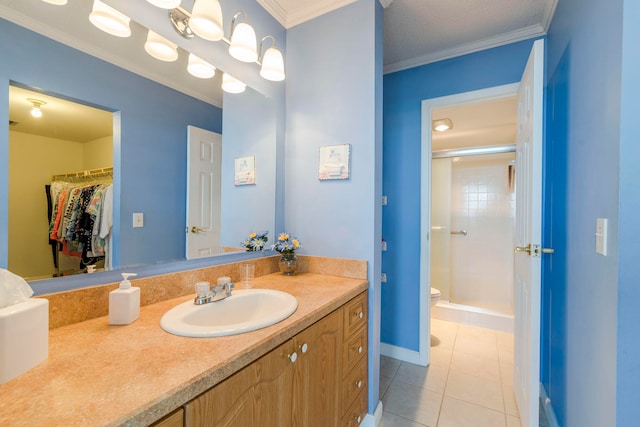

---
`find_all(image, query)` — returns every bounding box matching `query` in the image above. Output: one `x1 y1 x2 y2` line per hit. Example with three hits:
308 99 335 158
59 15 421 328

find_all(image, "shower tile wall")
450 154 515 313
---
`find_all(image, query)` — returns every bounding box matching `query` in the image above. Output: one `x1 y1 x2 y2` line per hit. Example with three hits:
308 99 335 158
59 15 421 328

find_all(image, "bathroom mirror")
1 2 278 285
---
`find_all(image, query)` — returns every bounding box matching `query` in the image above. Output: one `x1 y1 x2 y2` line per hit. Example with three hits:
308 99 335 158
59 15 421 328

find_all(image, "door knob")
515 243 554 258
190 226 205 234
514 244 532 255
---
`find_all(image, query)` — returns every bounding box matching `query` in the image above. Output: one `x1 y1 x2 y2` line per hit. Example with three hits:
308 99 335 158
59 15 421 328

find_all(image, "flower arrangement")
241 231 269 251
272 233 301 255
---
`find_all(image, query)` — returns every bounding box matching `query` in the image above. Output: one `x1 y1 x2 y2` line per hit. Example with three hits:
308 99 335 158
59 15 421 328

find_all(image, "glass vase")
278 253 298 276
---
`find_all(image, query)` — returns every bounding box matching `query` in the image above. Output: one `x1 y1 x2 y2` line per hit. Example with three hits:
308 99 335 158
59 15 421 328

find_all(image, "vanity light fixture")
189 0 224 41
187 53 216 79
258 36 285 82
28 99 46 118
89 0 131 38
144 30 179 62
228 12 258 63
146 0 181 9
221 73 246 94
432 118 454 132
41 0 68 5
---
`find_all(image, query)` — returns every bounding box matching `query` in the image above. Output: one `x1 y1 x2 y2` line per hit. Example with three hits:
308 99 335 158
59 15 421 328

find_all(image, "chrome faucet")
194 281 234 305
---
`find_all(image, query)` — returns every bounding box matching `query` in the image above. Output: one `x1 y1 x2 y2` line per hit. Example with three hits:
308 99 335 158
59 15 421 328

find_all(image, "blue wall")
545 0 624 424
0 18 222 271
381 39 537 351
285 0 382 413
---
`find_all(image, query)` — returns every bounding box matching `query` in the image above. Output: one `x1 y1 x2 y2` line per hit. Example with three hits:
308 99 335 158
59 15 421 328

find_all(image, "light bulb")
144 30 178 62
89 0 131 38
31 107 42 118
187 54 216 79
41 0 68 5
260 47 285 81
190 0 224 41
229 22 258 63
222 74 246 94
146 0 181 8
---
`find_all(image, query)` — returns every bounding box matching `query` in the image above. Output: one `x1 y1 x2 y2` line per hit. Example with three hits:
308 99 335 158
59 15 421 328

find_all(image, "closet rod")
432 145 516 159
52 167 113 181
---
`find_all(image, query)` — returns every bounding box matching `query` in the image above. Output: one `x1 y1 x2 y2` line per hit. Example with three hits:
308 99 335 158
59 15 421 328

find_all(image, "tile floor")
379 319 521 427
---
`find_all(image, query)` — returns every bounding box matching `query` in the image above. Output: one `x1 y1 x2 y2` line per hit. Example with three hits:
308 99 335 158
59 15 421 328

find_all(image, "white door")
186 125 222 260
513 39 545 427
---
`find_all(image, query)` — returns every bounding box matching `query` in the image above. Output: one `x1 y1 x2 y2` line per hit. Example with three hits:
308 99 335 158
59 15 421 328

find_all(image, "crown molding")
379 0 394 8
256 0 288 28
257 0 359 28
384 24 546 75
541 0 558 32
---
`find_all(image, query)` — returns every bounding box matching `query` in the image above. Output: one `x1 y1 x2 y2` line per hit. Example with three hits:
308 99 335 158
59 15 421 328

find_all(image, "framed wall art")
235 155 256 185
318 144 351 180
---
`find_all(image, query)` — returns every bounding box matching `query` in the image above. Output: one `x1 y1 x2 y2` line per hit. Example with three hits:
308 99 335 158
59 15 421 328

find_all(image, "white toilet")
430 287 441 308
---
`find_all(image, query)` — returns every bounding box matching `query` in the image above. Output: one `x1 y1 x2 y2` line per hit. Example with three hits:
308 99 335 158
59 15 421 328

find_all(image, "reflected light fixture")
432 118 453 132
190 0 224 41
146 0 181 8
258 36 285 82
221 73 246 94
28 99 46 118
187 53 216 79
229 12 258 63
89 0 131 38
144 30 179 62
41 0 68 5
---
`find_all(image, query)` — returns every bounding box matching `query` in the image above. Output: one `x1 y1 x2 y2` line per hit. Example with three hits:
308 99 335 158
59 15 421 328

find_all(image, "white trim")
539 383 561 427
380 342 422 365
419 83 520 373
256 0 288 28
257 0 358 29
360 400 383 427
379 0 394 8
540 0 559 33
384 24 545 75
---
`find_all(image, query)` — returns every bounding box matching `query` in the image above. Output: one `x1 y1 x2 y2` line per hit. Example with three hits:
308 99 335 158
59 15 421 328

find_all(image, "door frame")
419 83 520 365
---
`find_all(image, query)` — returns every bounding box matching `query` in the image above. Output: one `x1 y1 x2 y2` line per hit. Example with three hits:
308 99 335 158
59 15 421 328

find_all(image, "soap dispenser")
109 273 140 325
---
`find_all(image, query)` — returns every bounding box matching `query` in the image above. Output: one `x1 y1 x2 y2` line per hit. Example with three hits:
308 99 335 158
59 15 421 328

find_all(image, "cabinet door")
184 340 295 427
292 309 343 426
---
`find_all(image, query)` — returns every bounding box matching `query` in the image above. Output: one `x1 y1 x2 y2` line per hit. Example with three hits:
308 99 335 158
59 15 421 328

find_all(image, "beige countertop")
0 272 368 427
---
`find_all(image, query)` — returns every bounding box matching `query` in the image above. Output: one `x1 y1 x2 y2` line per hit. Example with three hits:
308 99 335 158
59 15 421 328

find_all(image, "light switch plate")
133 212 144 228
596 218 607 256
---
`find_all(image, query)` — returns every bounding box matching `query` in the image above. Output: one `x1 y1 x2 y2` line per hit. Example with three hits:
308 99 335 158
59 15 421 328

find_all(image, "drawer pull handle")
358 311 363 319
357 345 363 354
356 380 363 388
288 352 298 363
300 343 308 353
353 310 363 319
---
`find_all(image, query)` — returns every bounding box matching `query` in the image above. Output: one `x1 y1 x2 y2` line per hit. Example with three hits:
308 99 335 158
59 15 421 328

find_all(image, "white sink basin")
160 289 298 338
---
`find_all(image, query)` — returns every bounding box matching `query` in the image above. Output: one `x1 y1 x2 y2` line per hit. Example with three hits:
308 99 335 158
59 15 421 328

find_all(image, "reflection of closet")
47 167 113 276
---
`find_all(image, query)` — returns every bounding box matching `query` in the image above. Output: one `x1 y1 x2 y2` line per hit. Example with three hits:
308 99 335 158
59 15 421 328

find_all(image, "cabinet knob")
288 352 298 363
357 345 363 354
299 343 308 354
356 380 363 389
358 311 363 319
356 415 362 423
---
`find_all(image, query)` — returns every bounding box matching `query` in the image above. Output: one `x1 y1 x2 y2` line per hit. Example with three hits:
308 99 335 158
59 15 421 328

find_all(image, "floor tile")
380 374 393 399
383 381 443 427
437 396 506 427
499 362 514 387
394 362 449 394
431 319 459 349
429 346 453 368
454 335 500 360
445 371 504 412
380 411 428 427
381 355 402 378
449 351 501 382
457 324 497 344
502 384 519 417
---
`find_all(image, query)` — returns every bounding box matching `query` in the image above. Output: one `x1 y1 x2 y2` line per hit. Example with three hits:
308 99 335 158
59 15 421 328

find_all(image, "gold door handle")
190 226 205 234
514 244 532 255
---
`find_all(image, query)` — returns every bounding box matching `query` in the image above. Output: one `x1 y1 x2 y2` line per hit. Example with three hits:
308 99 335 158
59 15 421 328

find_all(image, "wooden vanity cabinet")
176 291 368 427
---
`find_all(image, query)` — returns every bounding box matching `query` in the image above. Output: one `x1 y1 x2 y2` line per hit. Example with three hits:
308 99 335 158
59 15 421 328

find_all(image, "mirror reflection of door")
8 84 113 280
186 126 222 260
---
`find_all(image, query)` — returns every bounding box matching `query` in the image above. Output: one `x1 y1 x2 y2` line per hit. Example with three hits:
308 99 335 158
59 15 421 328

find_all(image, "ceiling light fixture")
432 118 453 132
28 99 46 118
89 0 131 38
144 30 179 62
228 12 258 63
258 36 285 82
189 0 224 41
146 0 181 9
221 73 246 94
41 0 68 5
187 53 216 79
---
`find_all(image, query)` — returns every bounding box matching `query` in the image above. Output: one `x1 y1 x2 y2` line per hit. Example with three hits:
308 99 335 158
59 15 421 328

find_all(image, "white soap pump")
109 273 140 325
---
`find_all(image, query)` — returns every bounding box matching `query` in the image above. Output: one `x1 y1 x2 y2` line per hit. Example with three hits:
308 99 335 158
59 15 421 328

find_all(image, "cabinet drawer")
343 325 367 373
343 292 367 339
342 358 368 413
341 387 367 427
151 408 184 427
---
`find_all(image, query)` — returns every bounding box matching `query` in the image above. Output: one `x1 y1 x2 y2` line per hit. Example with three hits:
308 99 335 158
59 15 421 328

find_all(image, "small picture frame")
235 156 256 185
318 144 351 180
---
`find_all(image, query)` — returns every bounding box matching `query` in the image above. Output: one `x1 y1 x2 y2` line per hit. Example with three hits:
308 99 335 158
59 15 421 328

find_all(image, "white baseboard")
539 383 560 427
361 400 383 427
380 342 422 365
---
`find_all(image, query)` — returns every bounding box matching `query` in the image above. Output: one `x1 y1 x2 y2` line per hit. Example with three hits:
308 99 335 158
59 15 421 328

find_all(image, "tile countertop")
0 272 368 427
